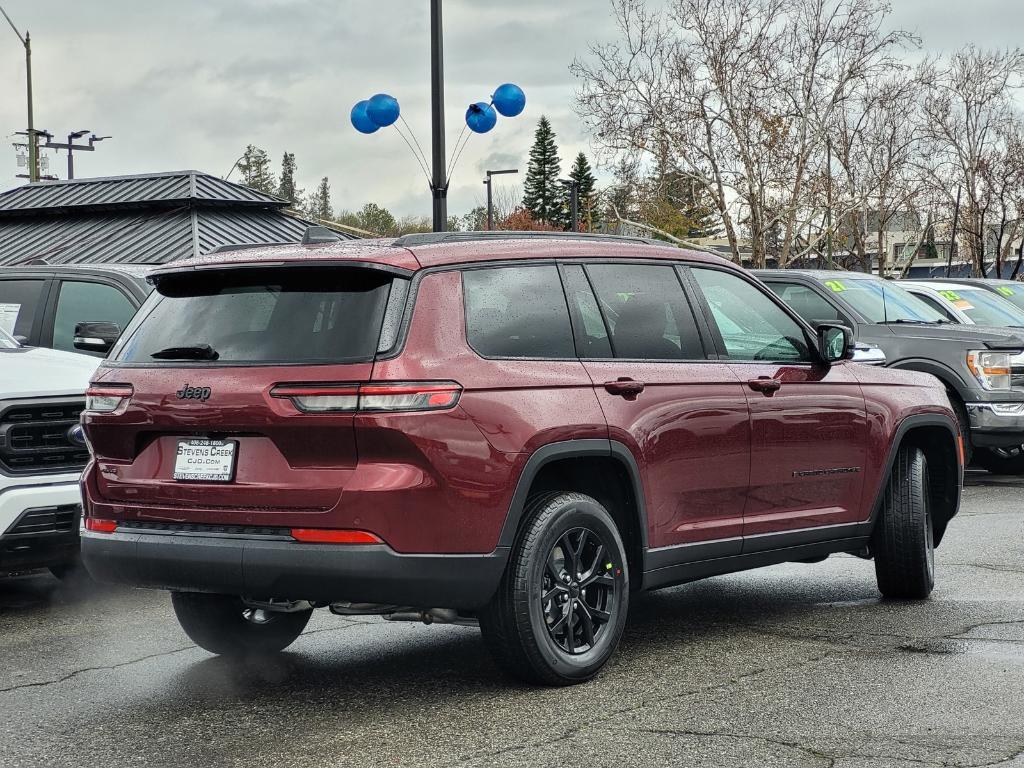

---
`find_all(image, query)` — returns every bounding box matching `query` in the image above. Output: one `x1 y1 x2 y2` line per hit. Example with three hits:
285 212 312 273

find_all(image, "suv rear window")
113 268 393 365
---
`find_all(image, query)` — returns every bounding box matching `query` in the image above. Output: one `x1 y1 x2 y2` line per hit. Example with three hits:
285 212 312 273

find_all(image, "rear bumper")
81 528 509 610
966 402 1024 448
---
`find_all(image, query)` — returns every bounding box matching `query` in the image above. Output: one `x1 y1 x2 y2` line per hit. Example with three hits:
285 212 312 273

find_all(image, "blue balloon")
492 83 526 117
367 93 400 127
351 100 379 134
466 102 497 134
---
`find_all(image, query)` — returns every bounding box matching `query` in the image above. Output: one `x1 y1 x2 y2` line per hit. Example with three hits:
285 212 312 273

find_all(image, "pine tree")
237 145 276 195
523 116 562 225
278 152 301 207
569 152 598 231
310 177 332 222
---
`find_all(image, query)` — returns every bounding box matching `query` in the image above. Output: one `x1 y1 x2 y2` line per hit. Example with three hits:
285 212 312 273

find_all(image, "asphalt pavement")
1 473 1022 768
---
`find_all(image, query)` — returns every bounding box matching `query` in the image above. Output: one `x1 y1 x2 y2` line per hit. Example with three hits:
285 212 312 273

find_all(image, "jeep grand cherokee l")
757 270 1024 475
81 232 962 685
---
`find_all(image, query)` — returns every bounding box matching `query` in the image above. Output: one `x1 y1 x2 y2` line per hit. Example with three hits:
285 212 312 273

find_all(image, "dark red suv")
81 231 963 685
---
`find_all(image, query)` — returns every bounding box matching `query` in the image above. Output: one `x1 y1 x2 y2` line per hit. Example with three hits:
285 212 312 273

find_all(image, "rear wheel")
872 446 934 599
973 446 1024 475
479 492 629 686
171 592 312 656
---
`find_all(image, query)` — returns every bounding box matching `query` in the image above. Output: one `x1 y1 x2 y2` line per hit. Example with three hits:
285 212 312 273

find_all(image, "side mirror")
73 321 121 355
816 324 854 363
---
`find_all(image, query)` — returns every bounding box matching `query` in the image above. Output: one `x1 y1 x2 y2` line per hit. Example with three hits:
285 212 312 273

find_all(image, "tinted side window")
765 281 841 325
692 268 811 362
911 292 958 323
560 265 612 358
52 281 138 352
0 279 46 339
462 265 575 358
585 264 703 360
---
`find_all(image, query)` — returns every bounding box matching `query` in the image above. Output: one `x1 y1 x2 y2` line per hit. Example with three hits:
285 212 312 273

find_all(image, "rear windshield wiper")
150 344 220 361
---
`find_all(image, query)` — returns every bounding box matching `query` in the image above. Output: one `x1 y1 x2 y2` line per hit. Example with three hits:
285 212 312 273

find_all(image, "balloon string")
400 116 432 179
392 124 433 186
446 123 470 181
446 128 474 185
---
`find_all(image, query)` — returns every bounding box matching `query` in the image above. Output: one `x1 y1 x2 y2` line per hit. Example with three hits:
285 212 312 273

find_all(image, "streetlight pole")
430 0 447 232
1 5 37 182
561 179 580 231
43 131 109 180
483 168 517 230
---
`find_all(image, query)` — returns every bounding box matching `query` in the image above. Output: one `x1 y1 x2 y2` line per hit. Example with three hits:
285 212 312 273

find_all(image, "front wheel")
171 592 312 656
973 446 1024 475
479 492 629 686
873 446 934 599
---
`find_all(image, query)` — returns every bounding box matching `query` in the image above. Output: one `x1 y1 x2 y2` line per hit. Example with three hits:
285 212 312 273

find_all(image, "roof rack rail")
391 230 668 248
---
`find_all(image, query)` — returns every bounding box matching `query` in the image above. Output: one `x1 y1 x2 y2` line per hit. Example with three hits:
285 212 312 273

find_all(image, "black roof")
0 171 355 267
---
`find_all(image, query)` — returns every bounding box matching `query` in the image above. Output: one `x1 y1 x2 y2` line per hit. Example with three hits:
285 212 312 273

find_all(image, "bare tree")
573 0 913 267
920 47 1024 275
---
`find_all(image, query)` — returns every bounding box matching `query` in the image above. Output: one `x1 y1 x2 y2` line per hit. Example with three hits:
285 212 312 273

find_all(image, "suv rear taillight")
270 382 461 414
85 384 134 413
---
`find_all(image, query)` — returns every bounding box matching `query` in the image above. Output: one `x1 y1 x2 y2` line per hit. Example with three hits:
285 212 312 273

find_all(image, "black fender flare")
887 358 971 400
495 439 648 551
867 413 962 545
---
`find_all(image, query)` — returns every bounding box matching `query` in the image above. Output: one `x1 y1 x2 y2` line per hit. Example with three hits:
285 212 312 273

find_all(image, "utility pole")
430 0 447 232
561 179 580 231
483 168 517 230
825 136 832 264
1 5 37 182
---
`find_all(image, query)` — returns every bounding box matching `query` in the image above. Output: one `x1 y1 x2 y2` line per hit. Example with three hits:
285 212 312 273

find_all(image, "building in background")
0 170 354 267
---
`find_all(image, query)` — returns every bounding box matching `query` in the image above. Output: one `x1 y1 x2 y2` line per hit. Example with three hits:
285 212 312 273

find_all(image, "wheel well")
897 426 959 545
526 456 644 586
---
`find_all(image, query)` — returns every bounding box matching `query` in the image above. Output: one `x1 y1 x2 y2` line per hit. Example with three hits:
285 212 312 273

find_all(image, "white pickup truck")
0 328 97 578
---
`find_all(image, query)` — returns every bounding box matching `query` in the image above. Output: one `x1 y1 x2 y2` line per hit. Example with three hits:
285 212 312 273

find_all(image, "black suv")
0 264 152 355
756 270 1024 473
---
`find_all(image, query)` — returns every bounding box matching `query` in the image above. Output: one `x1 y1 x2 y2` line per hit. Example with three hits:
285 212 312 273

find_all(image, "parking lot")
0 472 1019 768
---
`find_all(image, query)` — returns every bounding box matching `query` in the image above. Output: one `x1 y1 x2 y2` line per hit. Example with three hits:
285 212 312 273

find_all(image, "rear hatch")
84 264 405 526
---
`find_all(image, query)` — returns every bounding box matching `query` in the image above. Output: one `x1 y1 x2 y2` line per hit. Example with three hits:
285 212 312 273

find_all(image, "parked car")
81 232 961 685
923 277 1024 314
899 280 1024 327
0 264 152 356
757 270 1024 475
0 327 97 577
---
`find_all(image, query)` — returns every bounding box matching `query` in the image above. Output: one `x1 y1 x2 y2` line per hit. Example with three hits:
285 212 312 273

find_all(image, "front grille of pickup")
0 400 89 475
6 505 81 537
120 521 291 537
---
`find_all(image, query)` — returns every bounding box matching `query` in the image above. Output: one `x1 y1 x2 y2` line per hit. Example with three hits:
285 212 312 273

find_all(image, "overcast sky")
1 0 1022 219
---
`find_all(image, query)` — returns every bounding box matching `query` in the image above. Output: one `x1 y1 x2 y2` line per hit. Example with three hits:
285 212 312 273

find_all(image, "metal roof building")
0 170 354 266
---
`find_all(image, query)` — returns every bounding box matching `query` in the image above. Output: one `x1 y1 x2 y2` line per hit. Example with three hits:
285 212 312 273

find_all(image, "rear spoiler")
146 260 414 285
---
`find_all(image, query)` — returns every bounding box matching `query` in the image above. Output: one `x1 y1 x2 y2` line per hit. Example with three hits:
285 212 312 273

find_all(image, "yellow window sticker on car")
939 290 962 301
997 286 1016 297
824 280 846 292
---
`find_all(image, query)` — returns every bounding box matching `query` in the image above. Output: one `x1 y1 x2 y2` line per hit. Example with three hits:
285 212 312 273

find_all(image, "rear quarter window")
462 265 575 358
113 268 393 365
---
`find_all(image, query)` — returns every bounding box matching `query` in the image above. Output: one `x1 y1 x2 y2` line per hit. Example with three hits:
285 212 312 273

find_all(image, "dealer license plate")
173 439 237 482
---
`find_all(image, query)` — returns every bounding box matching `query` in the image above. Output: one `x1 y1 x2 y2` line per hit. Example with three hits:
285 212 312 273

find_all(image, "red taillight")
85 384 133 413
270 381 461 414
290 528 383 544
85 518 118 534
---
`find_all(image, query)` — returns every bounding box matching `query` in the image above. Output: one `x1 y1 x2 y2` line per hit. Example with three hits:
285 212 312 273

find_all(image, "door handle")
604 378 646 400
747 377 782 396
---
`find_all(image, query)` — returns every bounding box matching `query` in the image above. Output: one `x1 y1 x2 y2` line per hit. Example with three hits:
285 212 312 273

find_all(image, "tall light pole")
430 0 447 231
561 179 580 231
43 131 110 179
1 5 37 182
483 168 517 230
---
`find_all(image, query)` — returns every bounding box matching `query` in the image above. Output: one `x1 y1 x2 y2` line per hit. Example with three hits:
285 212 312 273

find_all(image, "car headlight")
966 351 1019 391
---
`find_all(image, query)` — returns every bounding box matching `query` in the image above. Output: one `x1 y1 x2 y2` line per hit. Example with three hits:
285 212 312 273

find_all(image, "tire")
872 446 935 600
171 592 312 657
479 492 630 686
973 446 1024 475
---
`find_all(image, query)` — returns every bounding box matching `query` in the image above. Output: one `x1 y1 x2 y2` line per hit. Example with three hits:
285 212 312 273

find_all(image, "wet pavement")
1 472 1022 767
